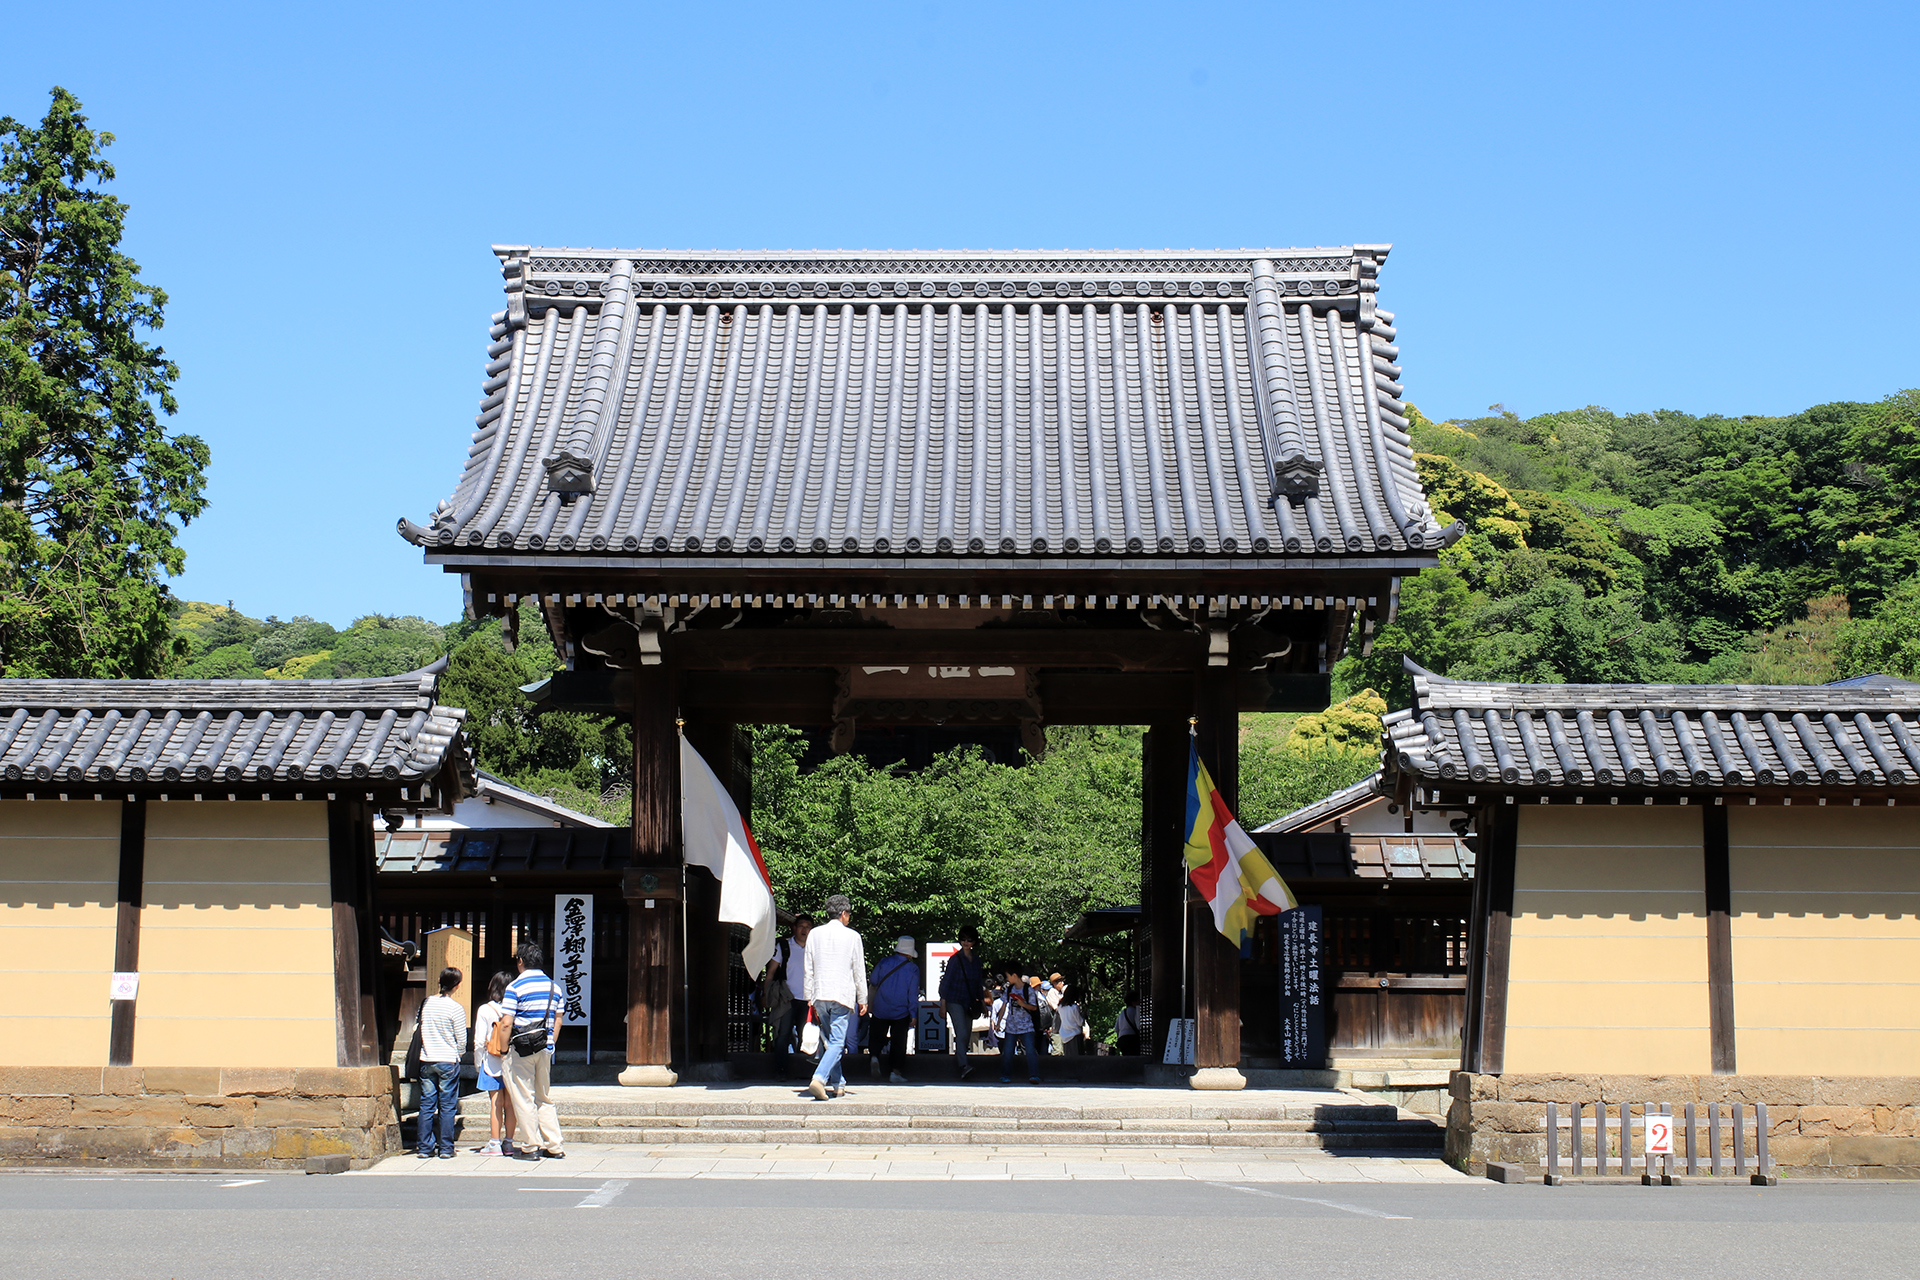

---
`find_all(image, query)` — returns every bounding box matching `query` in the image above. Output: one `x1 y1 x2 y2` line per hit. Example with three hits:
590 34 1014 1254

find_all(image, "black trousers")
868 1016 911 1075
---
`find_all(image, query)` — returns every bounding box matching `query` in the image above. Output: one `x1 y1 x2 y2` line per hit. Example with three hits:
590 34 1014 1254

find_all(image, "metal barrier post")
1546 1101 1560 1183
1623 1101 1634 1173
1572 1101 1583 1176
1755 1102 1774 1185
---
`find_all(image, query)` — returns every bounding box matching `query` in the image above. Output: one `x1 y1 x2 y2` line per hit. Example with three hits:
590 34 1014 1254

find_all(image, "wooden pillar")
108 798 146 1067
1467 801 1518 1074
1704 805 1737 1075
1143 722 1188 1062
352 801 383 1066
621 662 683 1085
683 716 737 1067
1192 666 1241 1072
327 799 372 1068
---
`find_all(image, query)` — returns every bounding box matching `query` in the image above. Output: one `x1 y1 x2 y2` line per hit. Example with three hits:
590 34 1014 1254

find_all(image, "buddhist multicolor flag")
1185 742 1298 955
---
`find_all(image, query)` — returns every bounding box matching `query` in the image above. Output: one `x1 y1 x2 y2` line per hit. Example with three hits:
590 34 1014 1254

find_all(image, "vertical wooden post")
352 801 383 1066
1703 805 1737 1074
1143 722 1188 1062
683 716 737 1069
1191 665 1242 1078
108 798 146 1067
1470 801 1517 1074
327 799 372 1068
621 662 682 1086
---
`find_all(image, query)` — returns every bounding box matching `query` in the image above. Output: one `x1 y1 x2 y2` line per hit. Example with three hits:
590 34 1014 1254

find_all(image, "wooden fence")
1543 1101 1776 1184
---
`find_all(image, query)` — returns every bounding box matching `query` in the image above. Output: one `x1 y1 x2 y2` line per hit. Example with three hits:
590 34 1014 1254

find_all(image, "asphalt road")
0 1173 1913 1279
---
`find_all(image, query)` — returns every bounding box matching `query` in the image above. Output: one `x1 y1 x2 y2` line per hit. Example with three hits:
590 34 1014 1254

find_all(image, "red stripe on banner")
741 823 774 891
1189 788 1231 899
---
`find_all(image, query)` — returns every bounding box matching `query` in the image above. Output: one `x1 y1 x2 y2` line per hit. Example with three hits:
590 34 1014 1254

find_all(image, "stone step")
454 1097 1403 1122
540 1114 1430 1135
545 1125 1442 1148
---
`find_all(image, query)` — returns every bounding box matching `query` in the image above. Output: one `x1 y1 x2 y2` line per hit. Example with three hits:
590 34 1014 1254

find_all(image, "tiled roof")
400 247 1446 564
1251 771 1387 834
376 826 630 874
1385 660 1920 792
0 664 473 798
1251 829 1475 881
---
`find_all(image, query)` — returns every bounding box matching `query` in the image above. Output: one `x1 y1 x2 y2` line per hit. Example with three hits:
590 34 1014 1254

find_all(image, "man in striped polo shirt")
501 942 565 1160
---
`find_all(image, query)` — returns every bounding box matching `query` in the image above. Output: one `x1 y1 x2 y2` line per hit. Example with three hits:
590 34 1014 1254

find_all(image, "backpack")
759 938 794 1016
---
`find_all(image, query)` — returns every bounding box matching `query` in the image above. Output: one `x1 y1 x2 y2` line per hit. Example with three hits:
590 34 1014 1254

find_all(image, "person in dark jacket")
867 936 921 1082
938 925 985 1079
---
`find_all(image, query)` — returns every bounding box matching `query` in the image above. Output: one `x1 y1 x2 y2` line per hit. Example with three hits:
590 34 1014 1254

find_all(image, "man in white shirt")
765 915 812 1080
802 894 868 1101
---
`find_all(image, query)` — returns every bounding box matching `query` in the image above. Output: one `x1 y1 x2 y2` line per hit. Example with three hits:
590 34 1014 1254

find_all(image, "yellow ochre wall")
1729 808 1920 1075
1502 806 1711 1074
0 801 121 1066
136 802 339 1068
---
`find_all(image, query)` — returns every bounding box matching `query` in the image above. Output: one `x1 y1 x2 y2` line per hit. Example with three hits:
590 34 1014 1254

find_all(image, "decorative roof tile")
0 664 473 800
401 247 1443 566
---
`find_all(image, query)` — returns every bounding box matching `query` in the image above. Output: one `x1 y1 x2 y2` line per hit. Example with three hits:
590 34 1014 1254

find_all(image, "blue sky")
9 1 1916 626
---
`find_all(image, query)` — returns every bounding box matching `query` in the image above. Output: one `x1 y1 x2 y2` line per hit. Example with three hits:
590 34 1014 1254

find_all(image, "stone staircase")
455 1086 1445 1154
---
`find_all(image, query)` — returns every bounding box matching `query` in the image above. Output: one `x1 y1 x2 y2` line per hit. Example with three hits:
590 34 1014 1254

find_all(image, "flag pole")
676 715 690 1077
1184 716 1197 1063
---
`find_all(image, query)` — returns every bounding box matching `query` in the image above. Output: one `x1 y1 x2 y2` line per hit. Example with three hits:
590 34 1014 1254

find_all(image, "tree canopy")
0 88 207 677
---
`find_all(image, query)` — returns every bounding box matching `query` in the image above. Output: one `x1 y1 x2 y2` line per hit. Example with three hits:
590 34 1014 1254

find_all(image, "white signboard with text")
1644 1112 1674 1156
925 941 959 1002
553 893 593 1064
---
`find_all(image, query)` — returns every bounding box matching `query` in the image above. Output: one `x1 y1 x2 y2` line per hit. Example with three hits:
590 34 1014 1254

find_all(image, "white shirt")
473 999 506 1076
1058 1002 1088 1040
803 917 868 1008
782 936 809 1001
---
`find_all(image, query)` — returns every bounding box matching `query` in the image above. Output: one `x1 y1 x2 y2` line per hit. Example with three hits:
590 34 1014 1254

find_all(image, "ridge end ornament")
1272 452 1324 501
543 450 594 502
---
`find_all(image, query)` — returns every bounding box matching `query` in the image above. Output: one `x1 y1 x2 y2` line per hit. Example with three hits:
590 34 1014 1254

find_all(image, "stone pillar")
1190 665 1245 1090
620 663 681 1087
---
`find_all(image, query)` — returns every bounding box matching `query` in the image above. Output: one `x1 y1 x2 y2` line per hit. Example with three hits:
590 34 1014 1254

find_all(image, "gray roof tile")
401 248 1442 564
0 666 472 796
1386 661 1920 791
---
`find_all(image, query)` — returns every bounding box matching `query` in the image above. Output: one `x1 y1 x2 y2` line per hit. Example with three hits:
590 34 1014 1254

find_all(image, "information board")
554 893 593 1063
1278 904 1326 1069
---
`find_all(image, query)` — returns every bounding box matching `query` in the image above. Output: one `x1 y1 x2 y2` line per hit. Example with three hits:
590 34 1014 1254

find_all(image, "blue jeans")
812 1000 852 1087
947 1001 974 1074
1000 1029 1039 1081
417 1062 460 1153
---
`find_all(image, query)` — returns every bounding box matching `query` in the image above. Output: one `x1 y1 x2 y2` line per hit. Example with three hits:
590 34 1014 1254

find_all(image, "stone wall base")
1447 1072 1920 1180
0 1066 403 1170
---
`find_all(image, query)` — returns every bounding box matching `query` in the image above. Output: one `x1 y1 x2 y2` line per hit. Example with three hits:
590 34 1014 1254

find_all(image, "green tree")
0 88 208 677
305 614 445 678
1835 577 1920 680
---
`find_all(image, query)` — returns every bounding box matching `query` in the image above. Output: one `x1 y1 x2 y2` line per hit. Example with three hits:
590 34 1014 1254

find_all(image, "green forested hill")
1336 390 1920 705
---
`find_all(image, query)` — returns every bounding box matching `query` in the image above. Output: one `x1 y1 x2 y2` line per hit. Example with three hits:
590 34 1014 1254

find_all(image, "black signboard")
1278 904 1326 1068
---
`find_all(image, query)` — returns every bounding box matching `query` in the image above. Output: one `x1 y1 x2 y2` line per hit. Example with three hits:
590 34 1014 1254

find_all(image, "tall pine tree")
0 87 208 677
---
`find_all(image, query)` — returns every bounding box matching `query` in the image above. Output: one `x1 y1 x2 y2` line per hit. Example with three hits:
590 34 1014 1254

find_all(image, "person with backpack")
501 943 564 1160
760 915 812 1080
471 970 517 1155
867 936 921 1083
938 925 985 1080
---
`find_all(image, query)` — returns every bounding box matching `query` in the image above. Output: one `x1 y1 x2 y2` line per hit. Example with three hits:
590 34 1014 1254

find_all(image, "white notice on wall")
1162 1017 1195 1066
1644 1112 1674 1156
110 972 139 1001
553 893 593 1064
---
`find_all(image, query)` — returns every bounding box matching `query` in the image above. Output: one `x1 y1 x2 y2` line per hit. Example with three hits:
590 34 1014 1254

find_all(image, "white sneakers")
808 1079 829 1101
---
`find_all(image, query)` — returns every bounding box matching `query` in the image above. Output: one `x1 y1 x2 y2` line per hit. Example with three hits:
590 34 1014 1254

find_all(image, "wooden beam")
625 663 682 1072
108 798 146 1067
670 629 1207 671
1469 803 1518 1074
327 799 372 1068
1703 805 1737 1074
1143 722 1188 1061
1192 666 1241 1070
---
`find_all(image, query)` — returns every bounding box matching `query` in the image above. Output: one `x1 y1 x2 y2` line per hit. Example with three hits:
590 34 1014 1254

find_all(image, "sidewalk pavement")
354 1145 1474 1183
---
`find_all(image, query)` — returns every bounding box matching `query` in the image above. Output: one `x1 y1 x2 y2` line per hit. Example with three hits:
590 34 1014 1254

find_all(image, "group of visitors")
411 943 567 1162
759 897 1112 1096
